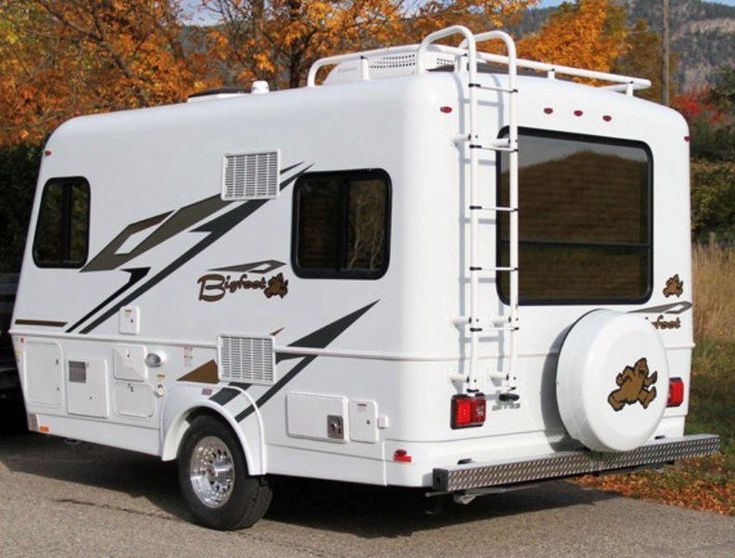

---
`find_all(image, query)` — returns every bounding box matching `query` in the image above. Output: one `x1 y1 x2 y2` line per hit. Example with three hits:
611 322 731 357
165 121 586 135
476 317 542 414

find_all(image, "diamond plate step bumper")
432 434 720 492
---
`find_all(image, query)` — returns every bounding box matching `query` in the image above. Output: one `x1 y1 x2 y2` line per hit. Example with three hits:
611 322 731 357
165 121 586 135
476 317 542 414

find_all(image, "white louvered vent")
218 335 276 385
221 150 280 201
324 51 457 84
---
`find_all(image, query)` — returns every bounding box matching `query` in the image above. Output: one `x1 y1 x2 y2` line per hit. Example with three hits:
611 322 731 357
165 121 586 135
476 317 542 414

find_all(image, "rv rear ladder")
418 27 521 399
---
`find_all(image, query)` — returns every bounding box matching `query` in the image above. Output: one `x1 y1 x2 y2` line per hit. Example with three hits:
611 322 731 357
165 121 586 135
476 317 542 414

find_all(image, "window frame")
291 169 392 280
496 127 654 306
32 176 91 269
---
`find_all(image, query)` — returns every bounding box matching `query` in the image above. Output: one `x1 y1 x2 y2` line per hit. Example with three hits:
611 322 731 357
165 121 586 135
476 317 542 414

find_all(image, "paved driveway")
0 433 732 557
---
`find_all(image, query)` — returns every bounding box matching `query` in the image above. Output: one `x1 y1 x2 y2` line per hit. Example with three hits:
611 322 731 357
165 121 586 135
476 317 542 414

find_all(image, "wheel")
0 391 27 434
178 414 272 530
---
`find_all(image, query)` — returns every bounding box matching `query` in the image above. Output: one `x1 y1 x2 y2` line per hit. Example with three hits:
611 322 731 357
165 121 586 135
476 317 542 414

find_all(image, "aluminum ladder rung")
475 85 516 93
469 144 517 153
469 266 517 275
455 316 515 328
469 205 517 213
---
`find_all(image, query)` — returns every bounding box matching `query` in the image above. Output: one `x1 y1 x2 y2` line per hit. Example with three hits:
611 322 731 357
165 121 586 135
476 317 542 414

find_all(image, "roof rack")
307 27 651 96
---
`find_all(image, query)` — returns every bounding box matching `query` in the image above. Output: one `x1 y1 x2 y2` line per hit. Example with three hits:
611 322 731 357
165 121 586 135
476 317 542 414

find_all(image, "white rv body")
10 28 719 526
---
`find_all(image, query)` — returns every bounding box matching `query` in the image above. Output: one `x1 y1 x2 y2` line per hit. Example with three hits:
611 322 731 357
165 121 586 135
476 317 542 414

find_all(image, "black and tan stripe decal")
67 268 150 333
630 301 692 315
233 300 379 422
71 162 310 334
14 319 67 327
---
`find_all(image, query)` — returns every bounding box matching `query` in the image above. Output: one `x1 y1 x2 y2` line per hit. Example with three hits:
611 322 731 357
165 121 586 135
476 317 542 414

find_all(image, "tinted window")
499 130 652 304
293 170 390 278
33 177 90 268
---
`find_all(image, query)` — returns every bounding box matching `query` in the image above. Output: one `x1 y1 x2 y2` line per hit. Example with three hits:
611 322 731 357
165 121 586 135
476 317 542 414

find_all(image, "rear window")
498 129 652 304
33 177 90 268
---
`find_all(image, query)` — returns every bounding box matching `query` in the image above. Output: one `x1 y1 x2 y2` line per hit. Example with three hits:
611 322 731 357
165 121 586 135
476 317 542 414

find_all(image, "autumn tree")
0 0 217 146
518 0 628 78
614 19 675 102
204 0 537 90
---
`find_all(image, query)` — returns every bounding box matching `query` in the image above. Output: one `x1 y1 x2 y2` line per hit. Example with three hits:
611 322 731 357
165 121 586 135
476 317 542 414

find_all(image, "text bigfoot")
197 273 289 302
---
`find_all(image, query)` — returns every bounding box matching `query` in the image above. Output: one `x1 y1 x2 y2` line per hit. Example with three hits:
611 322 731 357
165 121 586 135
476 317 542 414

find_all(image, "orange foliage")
518 0 628 78
576 455 735 517
0 0 657 147
205 0 538 90
0 0 217 146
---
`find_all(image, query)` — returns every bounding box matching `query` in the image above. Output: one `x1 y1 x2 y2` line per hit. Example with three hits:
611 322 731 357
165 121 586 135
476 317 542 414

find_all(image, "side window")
33 177 90 268
293 170 391 279
498 129 652 304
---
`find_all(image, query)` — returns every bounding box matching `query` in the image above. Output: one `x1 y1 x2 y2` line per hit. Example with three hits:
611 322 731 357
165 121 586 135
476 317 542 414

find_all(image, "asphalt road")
0 433 733 558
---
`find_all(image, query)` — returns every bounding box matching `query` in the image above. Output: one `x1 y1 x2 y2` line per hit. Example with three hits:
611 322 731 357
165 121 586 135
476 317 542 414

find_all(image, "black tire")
178 414 272 530
0 392 27 434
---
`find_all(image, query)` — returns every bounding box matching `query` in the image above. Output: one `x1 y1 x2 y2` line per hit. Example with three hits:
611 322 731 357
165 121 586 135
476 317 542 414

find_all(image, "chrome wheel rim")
189 435 235 508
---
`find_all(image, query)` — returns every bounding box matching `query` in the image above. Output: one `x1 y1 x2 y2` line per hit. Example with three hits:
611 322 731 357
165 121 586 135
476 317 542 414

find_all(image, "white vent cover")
221 150 280 201
324 50 457 85
218 335 276 385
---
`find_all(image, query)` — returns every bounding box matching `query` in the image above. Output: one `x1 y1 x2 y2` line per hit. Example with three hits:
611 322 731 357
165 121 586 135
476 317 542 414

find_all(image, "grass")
576 246 735 516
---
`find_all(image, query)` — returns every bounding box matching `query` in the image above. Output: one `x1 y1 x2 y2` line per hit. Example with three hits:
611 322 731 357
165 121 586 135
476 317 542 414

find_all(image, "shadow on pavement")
0 432 618 537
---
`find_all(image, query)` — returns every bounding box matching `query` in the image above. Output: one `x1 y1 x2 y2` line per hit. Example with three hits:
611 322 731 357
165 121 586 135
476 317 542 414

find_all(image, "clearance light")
440 106 453 113
684 136 691 142
574 110 584 117
603 115 612 122
451 394 486 429
543 107 553 114
393 449 412 463
668 378 684 407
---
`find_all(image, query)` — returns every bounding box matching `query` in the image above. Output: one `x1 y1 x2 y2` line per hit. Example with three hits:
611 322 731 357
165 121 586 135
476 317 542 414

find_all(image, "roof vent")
324 49 457 85
251 80 270 95
187 87 248 103
221 150 280 200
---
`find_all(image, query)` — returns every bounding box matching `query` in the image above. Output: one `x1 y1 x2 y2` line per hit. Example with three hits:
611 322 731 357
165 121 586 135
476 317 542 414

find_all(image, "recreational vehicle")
10 26 720 529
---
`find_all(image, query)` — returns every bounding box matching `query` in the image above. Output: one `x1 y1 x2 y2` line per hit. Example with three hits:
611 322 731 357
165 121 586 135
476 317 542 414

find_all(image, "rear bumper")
432 434 721 492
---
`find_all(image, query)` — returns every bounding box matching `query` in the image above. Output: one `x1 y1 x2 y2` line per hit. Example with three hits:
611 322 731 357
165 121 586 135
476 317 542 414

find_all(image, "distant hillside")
513 0 735 91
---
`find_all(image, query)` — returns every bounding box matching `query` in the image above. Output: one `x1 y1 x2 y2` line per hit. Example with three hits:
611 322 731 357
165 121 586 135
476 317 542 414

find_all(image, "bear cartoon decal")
607 357 658 412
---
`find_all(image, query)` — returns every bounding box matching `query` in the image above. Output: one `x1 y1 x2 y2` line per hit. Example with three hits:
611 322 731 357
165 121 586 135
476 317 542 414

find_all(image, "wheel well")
163 406 249 466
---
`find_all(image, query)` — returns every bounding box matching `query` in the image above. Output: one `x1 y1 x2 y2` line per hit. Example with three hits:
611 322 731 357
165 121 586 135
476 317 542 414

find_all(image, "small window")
292 170 391 279
33 177 90 268
498 129 652 304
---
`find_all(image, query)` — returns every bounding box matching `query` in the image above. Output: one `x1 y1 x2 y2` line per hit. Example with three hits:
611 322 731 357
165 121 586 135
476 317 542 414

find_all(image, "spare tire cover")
556 310 669 452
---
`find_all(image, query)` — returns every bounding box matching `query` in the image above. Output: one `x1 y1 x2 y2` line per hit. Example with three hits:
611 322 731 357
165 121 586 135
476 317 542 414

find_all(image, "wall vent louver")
218 335 276 385
221 150 280 201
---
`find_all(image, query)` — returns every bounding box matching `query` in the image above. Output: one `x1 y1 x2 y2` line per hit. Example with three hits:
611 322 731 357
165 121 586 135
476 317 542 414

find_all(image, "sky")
540 0 735 5
183 0 735 23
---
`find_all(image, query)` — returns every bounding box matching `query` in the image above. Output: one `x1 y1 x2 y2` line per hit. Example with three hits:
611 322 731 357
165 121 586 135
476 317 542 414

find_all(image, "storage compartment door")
23 341 62 408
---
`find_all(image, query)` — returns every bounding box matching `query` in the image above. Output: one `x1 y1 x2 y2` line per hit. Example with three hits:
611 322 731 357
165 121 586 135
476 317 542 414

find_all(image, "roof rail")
306 27 651 95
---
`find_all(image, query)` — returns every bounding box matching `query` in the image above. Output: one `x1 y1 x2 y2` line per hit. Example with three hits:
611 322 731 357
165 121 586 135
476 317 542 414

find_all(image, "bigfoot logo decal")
197 260 289 302
607 357 658 412
663 274 684 298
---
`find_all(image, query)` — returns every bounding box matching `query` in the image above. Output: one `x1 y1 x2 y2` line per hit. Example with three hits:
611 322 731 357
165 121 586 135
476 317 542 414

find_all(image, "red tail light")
668 377 684 407
451 395 486 429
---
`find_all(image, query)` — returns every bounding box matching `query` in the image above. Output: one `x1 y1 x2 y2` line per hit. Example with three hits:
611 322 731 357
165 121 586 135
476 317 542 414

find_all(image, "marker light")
668 378 684 407
393 449 412 463
451 394 486 429
603 115 612 122
543 107 553 114
574 110 584 117
440 106 453 113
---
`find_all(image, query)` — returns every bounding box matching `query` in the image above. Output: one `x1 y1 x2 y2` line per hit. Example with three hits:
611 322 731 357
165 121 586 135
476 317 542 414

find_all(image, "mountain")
514 0 735 91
